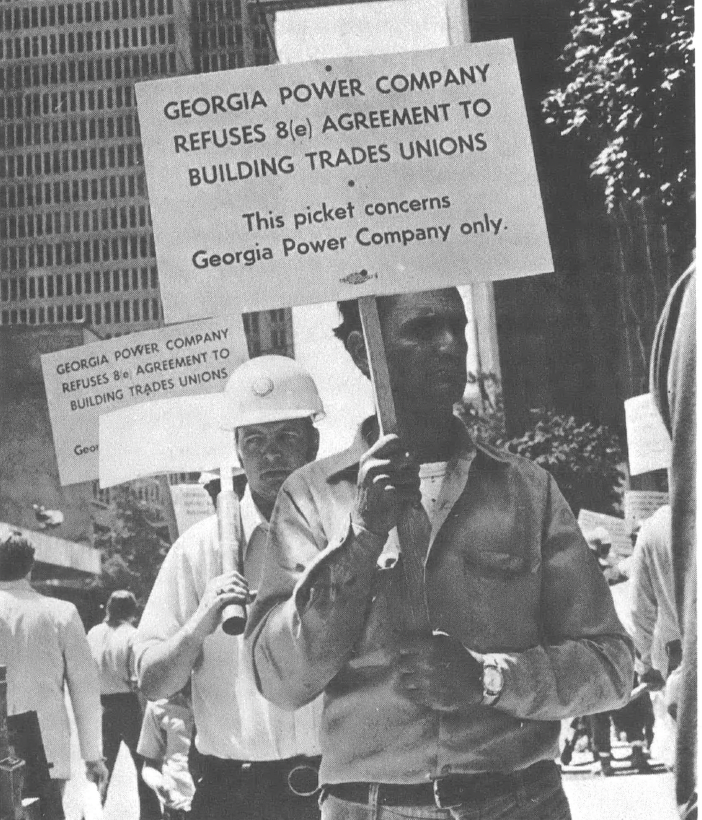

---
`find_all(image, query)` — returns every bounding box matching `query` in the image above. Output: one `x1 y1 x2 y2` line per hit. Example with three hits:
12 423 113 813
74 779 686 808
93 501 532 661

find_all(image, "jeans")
320 764 571 820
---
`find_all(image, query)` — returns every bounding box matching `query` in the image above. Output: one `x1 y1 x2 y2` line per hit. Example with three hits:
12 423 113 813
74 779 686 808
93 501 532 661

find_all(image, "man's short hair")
105 589 138 624
333 297 397 347
0 531 35 581
333 299 362 347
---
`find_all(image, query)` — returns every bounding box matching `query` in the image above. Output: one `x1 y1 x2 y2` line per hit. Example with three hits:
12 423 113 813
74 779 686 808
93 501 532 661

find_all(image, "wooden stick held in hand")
218 463 247 636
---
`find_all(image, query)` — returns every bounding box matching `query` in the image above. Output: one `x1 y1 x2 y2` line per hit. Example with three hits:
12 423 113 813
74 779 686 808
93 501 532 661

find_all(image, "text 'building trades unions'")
136 39 553 323
41 317 248 486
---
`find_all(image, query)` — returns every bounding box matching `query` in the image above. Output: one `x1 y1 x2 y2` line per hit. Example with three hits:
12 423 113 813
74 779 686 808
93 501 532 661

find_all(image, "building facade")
0 0 292 355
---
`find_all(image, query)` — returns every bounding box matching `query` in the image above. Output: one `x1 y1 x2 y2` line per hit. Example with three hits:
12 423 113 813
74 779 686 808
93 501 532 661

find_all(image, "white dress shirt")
0 579 102 778
134 487 322 760
87 621 137 695
630 505 680 675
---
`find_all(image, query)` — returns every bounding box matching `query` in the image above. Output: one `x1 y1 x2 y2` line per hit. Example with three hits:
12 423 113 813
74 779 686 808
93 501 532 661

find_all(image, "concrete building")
0 325 102 609
0 0 191 334
0 1 293 549
0 0 290 354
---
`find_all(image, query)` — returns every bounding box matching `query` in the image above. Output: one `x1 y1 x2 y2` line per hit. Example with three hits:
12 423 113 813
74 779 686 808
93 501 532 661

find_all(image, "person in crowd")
631 505 681 688
134 355 325 820
138 686 195 820
630 504 681 768
87 589 161 819
580 528 653 775
651 262 696 819
247 287 635 820
0 527 107 819
585 527 624 582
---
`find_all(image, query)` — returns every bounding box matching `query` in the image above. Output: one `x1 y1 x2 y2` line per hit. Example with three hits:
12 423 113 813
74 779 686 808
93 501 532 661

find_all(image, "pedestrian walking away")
134 356 326 820
630 505 681 768
0 528 107 820
87 590 161 820
247 288 636 820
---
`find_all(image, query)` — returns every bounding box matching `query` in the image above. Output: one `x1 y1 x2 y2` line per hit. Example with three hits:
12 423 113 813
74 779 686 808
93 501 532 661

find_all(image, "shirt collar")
325 415 509 483
239 484 268 545
0 578 32 590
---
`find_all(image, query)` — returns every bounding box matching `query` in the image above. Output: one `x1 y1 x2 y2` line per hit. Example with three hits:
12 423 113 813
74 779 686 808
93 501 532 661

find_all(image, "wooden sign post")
359 296 432 635
358 296 397 435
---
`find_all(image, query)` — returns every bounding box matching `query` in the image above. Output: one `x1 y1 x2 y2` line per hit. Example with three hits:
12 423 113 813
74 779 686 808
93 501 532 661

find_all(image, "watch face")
483 665 503 696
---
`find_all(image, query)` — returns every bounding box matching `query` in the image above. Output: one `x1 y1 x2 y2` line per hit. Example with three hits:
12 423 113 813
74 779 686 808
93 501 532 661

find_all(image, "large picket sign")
624 393 671 476
41 317 248 485
136 39 552 323
98 394 232 488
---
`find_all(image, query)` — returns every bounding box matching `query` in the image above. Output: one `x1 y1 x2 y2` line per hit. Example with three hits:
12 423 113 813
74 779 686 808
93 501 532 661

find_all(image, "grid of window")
0 115 140 150
0 24 176 60
0 143 143 180
0 0 284 353
1 84 137 120
192 0 272 72
0 205 151 240
1 174 146 209
0 1 182 334
1 266 158 302
1 233 155 271
0 296 161 327
0 52 177 93
0 1 175 32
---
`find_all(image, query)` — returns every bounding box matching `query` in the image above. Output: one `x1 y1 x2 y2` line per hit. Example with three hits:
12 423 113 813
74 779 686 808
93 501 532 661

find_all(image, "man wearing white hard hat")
134 355 324 820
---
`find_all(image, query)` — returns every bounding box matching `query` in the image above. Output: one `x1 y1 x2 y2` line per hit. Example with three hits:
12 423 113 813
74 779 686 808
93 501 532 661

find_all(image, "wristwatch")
481 659 504 706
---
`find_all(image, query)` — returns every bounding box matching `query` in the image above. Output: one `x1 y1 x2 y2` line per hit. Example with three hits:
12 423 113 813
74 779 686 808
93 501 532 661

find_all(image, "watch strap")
481 659 504 706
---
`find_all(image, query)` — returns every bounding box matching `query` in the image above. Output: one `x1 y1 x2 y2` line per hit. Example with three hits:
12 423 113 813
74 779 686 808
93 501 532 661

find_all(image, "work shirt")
137 694 195 812
0 579 102 778
630 505 680 676
87 621 137 695
134 486 321 761
247 417 635 785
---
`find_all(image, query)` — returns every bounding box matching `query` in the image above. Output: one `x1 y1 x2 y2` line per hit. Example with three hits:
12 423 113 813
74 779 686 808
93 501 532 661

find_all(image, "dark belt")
100 692 138 704
199 755 321 797
325 760 557 809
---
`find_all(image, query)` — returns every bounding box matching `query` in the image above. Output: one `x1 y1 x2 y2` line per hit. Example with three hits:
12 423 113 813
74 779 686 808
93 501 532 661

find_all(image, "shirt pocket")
444 546 542 651
462 548 532 579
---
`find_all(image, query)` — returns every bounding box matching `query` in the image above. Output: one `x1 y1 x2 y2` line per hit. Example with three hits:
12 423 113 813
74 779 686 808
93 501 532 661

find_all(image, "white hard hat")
221 355 325 431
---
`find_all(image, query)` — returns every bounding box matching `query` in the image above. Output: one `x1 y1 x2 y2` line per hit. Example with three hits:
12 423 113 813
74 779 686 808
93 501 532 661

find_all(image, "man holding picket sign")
134 355 325 820
247 287 635 820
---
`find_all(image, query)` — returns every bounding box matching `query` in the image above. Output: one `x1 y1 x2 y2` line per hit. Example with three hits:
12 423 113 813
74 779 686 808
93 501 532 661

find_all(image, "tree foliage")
459 381 625 517
504 410 625 517
91 487 170 608
543 0 694 225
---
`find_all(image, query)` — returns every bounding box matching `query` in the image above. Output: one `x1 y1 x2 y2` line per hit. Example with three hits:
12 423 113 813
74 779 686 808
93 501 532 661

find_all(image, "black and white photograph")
0 2 695 820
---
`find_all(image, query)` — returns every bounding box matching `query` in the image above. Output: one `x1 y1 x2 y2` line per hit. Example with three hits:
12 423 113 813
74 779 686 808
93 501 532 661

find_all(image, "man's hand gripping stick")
217 469 247 635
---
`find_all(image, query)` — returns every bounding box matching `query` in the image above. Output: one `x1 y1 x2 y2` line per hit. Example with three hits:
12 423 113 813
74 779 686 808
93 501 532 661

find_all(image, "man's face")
379 288 468 414
236 418 317 504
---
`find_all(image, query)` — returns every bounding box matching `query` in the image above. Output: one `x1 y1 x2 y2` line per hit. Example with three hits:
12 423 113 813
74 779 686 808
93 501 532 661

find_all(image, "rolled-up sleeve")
491 476 635 720
133 539 201 683
246 475 385 710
